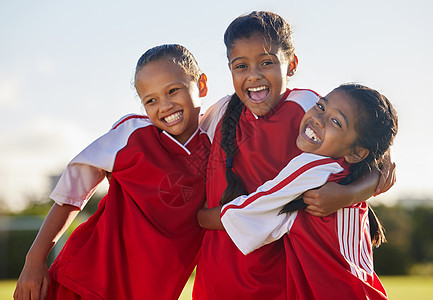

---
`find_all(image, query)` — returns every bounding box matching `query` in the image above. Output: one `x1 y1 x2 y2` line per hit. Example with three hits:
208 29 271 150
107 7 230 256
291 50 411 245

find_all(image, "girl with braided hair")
194 11 395 299
199 83 398 299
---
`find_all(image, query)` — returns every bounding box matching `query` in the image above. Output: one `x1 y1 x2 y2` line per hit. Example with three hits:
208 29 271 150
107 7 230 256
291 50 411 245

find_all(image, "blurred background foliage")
1 196 433 279
373 204 433 276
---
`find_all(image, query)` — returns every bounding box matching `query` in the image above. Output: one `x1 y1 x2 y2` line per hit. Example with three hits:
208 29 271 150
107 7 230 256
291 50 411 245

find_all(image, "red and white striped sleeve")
220 153 346 255
199 95 230 142
50 114 152 210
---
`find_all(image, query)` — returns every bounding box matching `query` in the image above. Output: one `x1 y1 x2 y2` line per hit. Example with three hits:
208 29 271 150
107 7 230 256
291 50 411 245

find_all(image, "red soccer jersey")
49 115 210 300
286 202 387 299
193 89 319 299
219 153 387 299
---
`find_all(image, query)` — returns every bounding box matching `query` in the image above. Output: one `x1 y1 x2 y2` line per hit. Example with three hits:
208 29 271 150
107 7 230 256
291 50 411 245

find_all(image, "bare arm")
304 152 396 217
197 206 224 230
303 163 396 217
303 170 378 217
14 203 80 300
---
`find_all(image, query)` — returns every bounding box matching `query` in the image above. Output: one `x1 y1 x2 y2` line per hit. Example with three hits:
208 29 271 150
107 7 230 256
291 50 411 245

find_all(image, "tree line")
1 195 433 278
373 203 433 275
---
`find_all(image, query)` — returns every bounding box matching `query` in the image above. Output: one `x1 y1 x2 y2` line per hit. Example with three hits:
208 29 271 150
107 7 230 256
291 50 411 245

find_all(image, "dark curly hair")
220 11 296 205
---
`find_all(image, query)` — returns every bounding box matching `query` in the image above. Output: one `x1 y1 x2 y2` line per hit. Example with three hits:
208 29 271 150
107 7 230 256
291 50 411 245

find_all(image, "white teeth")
164 111 182 123
305 127 321 142
248 86 267 92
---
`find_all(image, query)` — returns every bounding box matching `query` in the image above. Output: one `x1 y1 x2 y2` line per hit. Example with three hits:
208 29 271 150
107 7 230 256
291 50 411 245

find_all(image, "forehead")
324 90 358 123
137 59 185 76
134 60 192 97
136 60 190 85
229 34 283 58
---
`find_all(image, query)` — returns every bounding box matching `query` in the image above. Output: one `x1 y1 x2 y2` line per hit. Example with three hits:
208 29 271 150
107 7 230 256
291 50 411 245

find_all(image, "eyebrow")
230 52 278 65
321 97 349 126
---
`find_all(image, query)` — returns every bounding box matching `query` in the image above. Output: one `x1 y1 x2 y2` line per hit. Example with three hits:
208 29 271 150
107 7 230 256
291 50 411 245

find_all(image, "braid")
220 93 247 205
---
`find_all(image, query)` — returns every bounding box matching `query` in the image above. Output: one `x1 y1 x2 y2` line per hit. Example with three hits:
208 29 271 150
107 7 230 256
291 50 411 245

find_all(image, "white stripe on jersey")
337 208 374 281
50 114 153 209
221 153 345 255
284 89 319 112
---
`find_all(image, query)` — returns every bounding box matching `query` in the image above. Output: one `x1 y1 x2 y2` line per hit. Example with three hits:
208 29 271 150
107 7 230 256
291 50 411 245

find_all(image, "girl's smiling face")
135 60 206 144
228 34 292 116
296 89 368 163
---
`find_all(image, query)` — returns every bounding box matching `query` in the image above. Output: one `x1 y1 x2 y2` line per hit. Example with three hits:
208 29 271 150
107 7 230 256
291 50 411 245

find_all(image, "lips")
163 111 183 125
247 85 269 103
304 125 322 143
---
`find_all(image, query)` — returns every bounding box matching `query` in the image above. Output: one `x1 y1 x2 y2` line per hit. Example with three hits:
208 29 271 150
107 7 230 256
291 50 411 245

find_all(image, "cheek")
144 107 156 118
231 73 243 86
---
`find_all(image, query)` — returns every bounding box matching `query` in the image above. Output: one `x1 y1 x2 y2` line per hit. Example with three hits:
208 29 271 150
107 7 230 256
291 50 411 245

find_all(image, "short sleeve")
50 114 152 209
199 95 230 142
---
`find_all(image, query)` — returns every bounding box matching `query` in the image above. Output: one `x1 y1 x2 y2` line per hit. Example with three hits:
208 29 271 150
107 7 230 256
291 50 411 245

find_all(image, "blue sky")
1 0 432 210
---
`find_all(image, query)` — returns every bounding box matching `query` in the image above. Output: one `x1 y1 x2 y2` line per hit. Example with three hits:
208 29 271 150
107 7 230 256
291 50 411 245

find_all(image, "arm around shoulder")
303 170 380 217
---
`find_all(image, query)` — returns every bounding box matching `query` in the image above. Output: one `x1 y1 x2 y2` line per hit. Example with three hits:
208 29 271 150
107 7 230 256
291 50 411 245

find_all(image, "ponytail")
220 94 247 205
368 205 387 248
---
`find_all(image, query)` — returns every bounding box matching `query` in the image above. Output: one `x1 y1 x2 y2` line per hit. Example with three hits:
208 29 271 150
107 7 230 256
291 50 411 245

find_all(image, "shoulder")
199 95 231 142
110 114 153 131
284 89 320 112
290 153 346 174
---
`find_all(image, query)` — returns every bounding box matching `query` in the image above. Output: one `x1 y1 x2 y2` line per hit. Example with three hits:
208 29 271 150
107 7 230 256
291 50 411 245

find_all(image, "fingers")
304 206 326 217
375 162 396 196
23 286 30 300
14 281 45 300
13 286 19 300
303 193 327 217
41 276 50 300
302 190 319 205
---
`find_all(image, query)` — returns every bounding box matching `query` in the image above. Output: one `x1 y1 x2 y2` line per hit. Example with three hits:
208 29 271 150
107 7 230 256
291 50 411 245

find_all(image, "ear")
345 146 369 164
198 74 208 97
287 54 298 77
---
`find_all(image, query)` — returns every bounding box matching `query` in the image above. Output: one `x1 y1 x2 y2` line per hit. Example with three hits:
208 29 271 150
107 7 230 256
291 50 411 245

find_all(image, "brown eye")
234 63 247 69
145 98 156 105
332 118 342 128
169 88 179 94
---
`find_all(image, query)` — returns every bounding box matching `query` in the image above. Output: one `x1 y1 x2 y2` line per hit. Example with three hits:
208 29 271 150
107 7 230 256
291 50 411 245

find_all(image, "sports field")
3 276 433 299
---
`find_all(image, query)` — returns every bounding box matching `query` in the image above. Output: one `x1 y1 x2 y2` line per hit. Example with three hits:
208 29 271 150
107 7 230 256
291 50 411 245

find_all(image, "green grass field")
3 276 433 299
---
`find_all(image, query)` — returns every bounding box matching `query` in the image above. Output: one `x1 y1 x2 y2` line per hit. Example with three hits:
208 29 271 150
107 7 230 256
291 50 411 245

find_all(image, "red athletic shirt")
285 203 387 299
49 115 210 300
193 89 319 299
219 153 387 299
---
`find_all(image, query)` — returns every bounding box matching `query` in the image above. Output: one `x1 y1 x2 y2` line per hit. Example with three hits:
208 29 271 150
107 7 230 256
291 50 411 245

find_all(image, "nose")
159 97 175 113
312 113 324 127
247 65 263 81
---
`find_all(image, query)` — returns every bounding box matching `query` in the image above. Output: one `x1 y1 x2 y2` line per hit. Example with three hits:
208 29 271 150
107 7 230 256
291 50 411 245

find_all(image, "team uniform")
193 89 319 300
47 114 210 300
221 153 387 299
